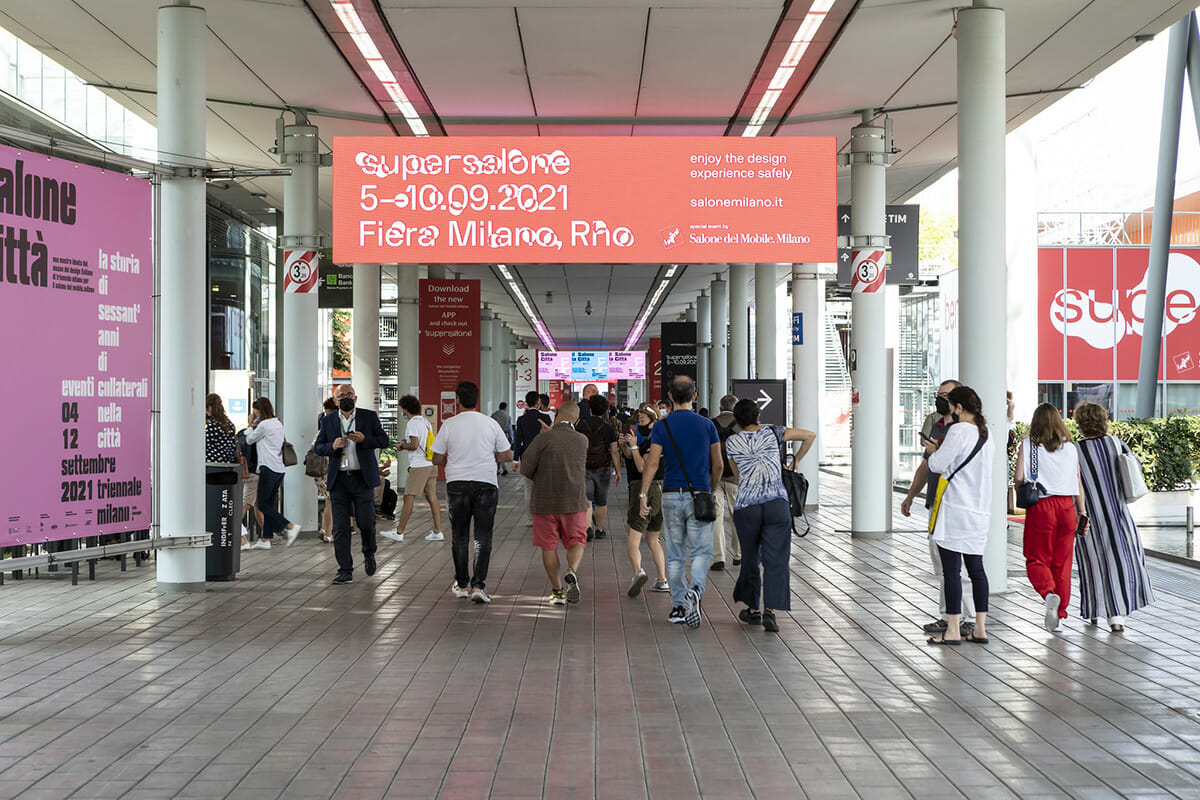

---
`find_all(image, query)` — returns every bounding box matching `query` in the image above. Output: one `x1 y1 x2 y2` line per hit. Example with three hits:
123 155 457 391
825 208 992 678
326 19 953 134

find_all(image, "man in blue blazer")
314 384 392 584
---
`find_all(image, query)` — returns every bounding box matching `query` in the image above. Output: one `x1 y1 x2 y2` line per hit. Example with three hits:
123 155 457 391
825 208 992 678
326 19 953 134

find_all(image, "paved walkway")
2 473 1200 799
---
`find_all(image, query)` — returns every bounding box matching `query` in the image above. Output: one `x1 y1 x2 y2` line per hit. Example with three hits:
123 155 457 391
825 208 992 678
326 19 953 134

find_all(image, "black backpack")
716 420 737 479
237 428 258 473
579 417 610 470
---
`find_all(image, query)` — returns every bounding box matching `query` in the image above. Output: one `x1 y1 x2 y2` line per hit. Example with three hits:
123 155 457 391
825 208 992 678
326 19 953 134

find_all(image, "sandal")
963 633 989 644
319 531 333 543
927 634 961 646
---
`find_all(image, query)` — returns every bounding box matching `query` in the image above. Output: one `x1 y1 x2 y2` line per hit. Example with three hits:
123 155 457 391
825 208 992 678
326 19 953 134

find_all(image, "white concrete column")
1007 130 1039 423
958 2 1008 591
696 290 711 410
397 267 419 398
280 116 321 532
493 317 507 412
709 274 728 403
480 305 495 414
755 263 778 379
849 113 889 538
352 263 380 411
156 1 207 592
728 264 750 381
792 265 824 507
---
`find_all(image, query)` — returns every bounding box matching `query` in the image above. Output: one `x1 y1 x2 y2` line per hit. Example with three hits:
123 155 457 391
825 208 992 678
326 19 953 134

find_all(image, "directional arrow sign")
731 379 786 427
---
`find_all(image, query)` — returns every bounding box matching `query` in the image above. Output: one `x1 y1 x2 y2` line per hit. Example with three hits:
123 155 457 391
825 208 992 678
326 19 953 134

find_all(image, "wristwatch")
639 493 648 498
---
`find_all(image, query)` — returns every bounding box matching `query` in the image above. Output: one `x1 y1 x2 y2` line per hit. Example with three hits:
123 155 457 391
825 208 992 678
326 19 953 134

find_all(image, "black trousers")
331 470 377 575
446 481 497 590
937 545 989 616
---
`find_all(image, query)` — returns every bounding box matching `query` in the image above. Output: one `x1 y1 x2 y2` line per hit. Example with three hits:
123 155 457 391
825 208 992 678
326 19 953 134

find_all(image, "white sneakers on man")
285 524 300 546
250 540 271 550
380 530 404 543
425 531 444 541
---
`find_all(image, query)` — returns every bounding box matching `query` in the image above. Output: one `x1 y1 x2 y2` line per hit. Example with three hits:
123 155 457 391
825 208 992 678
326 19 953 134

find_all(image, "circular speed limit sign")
284 250 319 293
851 249 885 294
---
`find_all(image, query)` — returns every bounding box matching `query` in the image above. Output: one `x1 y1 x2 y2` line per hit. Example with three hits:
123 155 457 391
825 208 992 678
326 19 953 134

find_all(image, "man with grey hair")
520 400 590 605
314 383 391 585
900 378 973 636
710 395 741 570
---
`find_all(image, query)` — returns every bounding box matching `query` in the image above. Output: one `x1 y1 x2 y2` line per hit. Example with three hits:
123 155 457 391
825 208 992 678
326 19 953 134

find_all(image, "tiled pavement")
2 473 1200 799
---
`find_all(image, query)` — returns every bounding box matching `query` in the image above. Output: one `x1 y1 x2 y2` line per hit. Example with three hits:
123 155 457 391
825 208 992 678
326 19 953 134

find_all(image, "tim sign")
1039 247 1200 381
332 137 835 264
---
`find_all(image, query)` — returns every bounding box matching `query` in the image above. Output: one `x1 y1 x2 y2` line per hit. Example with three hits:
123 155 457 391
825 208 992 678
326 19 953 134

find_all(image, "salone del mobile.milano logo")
1050 251 1200 349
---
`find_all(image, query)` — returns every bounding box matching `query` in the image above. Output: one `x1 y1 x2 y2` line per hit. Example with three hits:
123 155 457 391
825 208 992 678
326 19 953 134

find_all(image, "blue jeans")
661 491 714 607
256 467 289 539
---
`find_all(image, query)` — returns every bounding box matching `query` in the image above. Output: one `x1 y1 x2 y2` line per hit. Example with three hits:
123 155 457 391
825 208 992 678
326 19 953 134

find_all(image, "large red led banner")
332 137 836 264
1038 247 1200 381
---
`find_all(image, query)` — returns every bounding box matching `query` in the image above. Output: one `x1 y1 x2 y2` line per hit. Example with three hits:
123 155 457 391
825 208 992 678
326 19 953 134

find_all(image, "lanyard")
340 413 356 436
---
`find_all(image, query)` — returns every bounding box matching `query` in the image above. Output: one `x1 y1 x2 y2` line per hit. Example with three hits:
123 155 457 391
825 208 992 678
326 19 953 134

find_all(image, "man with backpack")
382 394 445 543
575 393 621 540
710 396 742 570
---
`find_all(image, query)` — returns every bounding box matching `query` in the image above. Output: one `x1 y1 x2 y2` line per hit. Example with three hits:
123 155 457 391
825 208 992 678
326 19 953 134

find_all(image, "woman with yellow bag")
925 386 993 646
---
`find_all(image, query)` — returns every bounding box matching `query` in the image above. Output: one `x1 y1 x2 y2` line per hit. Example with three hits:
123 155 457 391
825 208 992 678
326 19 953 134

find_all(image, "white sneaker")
250 540 271 550
285 524 299 546
240 542 251 551
425 531 444 541
380 530 404 543
1044 593 1061 632
470 587 491 604
450 582 470 599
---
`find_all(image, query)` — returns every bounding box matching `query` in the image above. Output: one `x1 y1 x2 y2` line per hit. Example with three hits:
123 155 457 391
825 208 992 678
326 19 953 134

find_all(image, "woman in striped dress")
1072 402 1154 632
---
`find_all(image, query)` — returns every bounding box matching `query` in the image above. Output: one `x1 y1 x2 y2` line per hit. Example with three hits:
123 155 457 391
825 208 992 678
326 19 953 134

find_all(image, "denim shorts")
585 467 612 506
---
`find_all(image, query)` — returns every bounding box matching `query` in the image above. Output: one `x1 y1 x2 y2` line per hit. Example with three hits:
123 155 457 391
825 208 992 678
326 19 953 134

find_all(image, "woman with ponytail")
925 386 993 645
1015 403 1087 632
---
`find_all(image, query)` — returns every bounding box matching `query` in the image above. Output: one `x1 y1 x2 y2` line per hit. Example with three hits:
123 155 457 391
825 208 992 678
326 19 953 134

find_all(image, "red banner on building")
648 337 662 403
418 279 480 422
546 380 565 410
1038 247 1200 381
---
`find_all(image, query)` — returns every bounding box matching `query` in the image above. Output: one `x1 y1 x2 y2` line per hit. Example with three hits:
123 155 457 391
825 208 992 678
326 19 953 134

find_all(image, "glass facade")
207 207 276 397
0 29 156 160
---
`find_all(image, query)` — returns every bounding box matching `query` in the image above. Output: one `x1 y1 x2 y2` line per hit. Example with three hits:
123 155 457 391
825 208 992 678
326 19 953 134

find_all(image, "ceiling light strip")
495 264 556 351
735 1 847 137
327 0 433 137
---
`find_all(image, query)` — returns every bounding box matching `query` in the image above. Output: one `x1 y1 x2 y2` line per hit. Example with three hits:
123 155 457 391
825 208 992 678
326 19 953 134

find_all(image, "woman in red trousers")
1014 403 1088 632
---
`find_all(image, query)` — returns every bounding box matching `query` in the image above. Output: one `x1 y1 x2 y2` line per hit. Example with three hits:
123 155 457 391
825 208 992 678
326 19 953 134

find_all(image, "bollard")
1188 506 1195 556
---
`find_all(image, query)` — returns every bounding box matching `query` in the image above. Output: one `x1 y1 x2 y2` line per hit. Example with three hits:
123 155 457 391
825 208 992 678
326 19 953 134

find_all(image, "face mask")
638 424 651 436
935 396 950 415
338 397 356 413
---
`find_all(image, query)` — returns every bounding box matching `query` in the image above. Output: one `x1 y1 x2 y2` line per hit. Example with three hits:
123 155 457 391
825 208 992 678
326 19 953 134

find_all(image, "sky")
915 30 1200 217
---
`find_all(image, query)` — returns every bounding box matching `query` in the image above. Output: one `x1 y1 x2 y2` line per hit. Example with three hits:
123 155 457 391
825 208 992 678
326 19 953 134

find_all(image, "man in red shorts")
519 400 589 605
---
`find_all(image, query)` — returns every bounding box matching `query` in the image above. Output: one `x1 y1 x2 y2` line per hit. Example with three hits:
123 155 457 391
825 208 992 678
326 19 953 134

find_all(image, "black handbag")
774 428 811 537
660 419 717 522
1015 442 1044 509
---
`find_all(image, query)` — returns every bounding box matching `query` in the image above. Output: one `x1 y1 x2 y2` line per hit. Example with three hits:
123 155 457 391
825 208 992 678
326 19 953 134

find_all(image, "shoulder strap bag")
928 430 988 534
1015 441 1044 509
661 419 717 522
1115 437 1149 503
772 427 811 537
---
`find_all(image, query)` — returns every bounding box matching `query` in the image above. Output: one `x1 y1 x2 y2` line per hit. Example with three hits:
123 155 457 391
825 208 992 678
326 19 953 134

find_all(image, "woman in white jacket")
925 385 993 646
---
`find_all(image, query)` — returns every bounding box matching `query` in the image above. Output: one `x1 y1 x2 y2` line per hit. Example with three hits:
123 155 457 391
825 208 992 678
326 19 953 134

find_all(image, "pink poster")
0 146 153 546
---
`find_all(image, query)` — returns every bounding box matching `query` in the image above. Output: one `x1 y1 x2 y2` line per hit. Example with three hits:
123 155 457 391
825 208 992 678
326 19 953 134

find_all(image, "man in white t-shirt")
382 394 445 544
431 381 513 604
